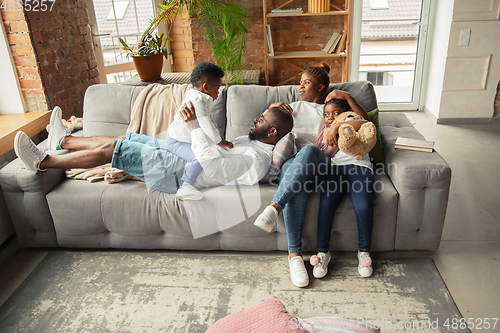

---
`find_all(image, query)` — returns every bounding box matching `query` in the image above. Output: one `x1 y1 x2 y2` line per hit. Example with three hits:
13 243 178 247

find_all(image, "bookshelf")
263 0 352 85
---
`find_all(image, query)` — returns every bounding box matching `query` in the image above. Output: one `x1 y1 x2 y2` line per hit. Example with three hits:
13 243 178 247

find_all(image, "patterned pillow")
262 132 297 182
205 295 309 333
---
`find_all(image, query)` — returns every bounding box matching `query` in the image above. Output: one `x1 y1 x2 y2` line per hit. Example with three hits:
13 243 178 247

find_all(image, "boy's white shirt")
167 88 222 145
189 128 273 188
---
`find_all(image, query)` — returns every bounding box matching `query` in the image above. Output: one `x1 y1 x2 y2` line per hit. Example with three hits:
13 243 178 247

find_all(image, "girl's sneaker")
254 205 279 232
312 252 331 278
357 251 373 278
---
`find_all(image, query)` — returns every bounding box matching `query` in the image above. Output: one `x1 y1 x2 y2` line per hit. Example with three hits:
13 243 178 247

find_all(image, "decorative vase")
132 54 163 82
308 0 330 13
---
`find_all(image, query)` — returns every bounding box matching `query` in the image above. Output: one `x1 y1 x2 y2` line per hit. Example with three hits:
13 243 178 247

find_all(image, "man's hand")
218 139 234 149
179 101 200 131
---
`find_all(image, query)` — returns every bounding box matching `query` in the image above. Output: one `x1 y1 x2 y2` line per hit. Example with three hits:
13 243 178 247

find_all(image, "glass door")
350 0 430 111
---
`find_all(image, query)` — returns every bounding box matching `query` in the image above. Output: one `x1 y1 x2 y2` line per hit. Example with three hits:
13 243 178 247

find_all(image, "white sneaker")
357 251 373 278
14 131 47 172
254 206 279 232
47 106 70 150
176 183 203 200
288 256 309 287
312 252 331 279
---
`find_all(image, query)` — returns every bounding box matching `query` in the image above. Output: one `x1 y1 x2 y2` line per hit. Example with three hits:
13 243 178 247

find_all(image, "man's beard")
248 128 267 141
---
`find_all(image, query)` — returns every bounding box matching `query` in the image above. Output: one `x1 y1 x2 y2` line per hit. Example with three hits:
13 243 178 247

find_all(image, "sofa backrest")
82 81 377 141
224 81 378 140
83 84 146 137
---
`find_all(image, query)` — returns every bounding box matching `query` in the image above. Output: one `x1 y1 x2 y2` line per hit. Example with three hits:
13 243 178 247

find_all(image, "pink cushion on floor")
206 295 308 333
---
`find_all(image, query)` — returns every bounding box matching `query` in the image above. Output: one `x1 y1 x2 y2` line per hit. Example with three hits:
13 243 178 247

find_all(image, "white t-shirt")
168 89 222 144
190 128 274 188
289 101 324 151
331 150 373 171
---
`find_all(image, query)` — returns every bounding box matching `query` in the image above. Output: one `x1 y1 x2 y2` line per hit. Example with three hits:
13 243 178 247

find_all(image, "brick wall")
1 0 99 118
1 8 46 112
170 10 195 72
26 0 99 118
170 0 347 86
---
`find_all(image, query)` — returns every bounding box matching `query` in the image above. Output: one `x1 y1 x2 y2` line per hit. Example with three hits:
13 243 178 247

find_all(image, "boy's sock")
176 182 203 201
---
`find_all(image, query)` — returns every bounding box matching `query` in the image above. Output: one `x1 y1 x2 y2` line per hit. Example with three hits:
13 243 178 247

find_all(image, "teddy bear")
46 116 84 134
324 111 377 160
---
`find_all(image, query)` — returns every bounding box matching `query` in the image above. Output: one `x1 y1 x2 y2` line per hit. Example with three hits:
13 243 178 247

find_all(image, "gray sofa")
0 82 451 251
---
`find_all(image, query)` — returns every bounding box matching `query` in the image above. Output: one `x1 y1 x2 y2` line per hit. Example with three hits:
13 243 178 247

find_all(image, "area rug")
0 251 466 332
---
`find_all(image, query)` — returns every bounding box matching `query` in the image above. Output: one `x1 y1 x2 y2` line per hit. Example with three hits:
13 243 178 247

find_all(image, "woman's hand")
269 102 293 114
324 90 369 120
325 89 350 102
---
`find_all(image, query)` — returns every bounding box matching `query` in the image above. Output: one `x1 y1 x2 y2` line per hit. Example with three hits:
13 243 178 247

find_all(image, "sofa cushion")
83 84 146 137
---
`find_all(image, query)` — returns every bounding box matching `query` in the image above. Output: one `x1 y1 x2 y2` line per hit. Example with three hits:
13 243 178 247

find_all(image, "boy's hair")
190 62 225 87
324 98 349 111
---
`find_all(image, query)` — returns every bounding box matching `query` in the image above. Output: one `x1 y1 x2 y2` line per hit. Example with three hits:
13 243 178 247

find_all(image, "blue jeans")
316 164 374 252
165 135 203 186
272 145 331 253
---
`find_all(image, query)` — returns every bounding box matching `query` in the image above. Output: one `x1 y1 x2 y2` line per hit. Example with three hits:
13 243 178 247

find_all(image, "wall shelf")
269 51 347 59
263 0 352 85
266 10 348 17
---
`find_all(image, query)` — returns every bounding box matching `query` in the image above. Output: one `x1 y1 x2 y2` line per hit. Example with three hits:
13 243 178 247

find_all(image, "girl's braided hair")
304 62 331 89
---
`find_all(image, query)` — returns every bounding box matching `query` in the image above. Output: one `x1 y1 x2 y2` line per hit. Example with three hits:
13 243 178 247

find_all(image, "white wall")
423 0 500 121
0 16 26 115
421 0 454 119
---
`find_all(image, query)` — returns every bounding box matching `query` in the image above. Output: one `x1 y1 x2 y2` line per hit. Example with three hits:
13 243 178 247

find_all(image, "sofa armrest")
379 113 451 250
0 155 66 247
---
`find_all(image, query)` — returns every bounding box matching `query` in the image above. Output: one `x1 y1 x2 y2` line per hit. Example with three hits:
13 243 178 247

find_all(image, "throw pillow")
367 108 385 166
205 295 309 333
262 132 297 182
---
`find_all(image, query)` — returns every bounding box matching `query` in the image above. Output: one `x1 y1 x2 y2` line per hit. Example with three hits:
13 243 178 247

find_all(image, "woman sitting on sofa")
253 63 373 288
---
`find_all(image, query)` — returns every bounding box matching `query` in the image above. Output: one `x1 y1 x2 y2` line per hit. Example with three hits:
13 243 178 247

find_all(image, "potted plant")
119 32 169 82
138 0 250 85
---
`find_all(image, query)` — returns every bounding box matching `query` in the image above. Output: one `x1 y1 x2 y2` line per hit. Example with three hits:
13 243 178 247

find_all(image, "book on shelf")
395 137 435 152
327 32 343 53
334 30 347 53
266 24 274 57
271 8 303 14
322 32 340 53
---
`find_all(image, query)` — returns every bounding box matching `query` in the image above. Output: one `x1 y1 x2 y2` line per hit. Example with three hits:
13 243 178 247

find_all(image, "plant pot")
308 0 330 13
132 54 164 82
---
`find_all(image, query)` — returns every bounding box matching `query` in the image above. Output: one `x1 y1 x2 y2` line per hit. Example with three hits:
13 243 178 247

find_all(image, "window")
360 71 394 86
107 0 130 20
369 0 389 10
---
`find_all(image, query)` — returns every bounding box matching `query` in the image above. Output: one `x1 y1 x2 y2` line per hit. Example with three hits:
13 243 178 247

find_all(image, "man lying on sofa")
13 102 294 194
